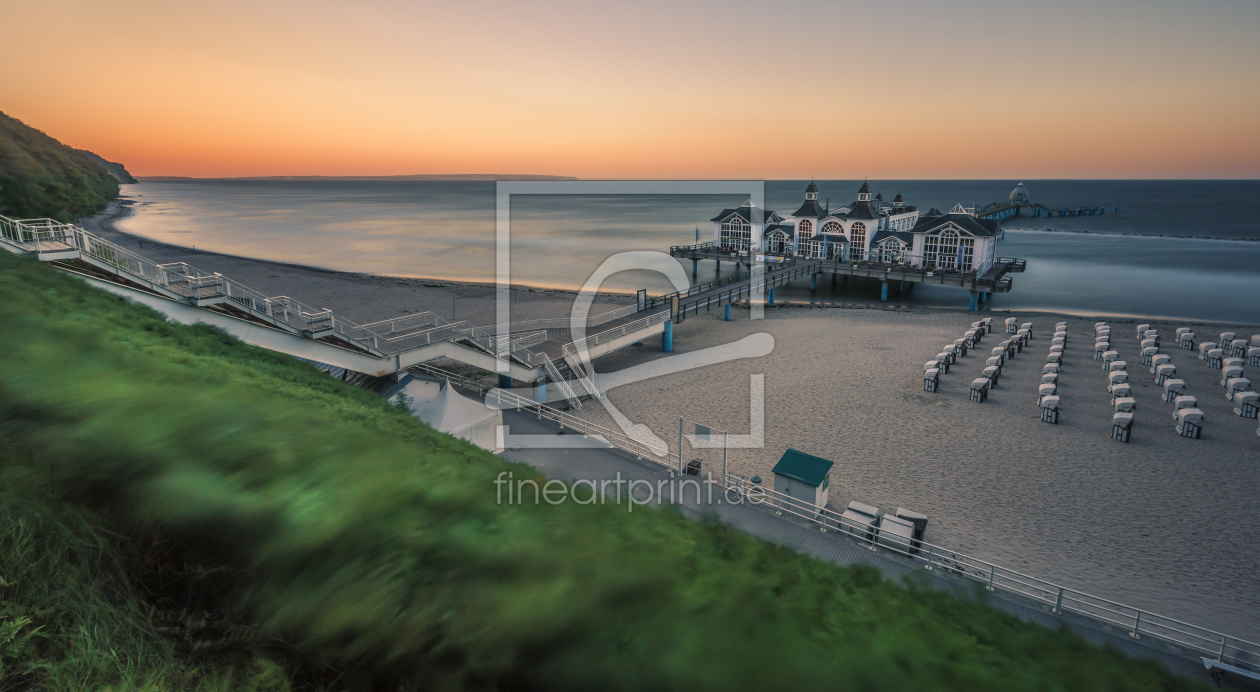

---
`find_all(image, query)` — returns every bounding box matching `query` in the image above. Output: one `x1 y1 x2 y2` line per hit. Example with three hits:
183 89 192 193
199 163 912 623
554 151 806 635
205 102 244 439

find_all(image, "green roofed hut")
772 449 834 510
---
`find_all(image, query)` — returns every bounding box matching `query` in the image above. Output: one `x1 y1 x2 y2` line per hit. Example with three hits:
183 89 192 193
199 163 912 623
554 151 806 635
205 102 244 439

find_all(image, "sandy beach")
81 198 1260 642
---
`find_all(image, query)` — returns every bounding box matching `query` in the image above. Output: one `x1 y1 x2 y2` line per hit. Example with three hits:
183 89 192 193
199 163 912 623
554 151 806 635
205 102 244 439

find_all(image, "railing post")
1130 611 1142 639
1053 587 1064 614
1218 636 1228 661
986 565 996 591
925 544 933 570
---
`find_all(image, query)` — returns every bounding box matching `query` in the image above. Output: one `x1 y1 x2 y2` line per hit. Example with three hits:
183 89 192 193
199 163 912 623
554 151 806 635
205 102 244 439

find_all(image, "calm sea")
117 180 1260 324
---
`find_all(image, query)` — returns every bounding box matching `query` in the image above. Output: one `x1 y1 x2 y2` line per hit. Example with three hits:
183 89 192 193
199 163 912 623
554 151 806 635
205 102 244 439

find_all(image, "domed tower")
857 180 872 202
805 180 819 201
1009 183 1030 203
892 191 904 208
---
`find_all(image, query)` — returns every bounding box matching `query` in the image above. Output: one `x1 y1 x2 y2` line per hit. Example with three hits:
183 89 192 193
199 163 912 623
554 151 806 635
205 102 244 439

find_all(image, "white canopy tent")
411 382 503 453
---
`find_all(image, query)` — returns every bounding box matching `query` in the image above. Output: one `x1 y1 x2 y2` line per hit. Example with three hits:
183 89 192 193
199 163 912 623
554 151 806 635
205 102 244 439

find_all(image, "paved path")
499 408 1258 690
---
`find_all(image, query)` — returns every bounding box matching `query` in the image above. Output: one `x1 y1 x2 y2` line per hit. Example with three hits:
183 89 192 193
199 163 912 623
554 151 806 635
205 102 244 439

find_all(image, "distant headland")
137 174 579 181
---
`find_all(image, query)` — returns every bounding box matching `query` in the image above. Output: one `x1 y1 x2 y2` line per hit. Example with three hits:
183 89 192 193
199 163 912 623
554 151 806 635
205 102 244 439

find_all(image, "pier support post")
692 259 697 276
715 258 720 273
534 380 547 403
663 320 673 352
810 274 817 290
978 291 986 304
969 291 979 311
498 374 512 389
724 303 731 321
880 281 888 301
768 288 775 306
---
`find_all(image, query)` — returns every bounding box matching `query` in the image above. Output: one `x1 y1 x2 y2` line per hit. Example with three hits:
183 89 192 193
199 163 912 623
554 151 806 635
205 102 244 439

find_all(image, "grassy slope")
0 251 1205 691
0 112 120 220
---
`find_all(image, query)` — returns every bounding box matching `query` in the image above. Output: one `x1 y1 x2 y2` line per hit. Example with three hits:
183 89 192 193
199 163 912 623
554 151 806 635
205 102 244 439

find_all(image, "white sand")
579 306 1260 641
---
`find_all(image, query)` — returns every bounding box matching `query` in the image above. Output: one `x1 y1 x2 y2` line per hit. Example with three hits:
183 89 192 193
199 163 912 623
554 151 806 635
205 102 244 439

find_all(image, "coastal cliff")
0 111 132 220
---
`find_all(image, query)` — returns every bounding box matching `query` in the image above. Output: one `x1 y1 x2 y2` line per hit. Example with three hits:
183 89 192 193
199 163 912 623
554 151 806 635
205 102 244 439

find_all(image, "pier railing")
719 471 1260 677
485 387 669 459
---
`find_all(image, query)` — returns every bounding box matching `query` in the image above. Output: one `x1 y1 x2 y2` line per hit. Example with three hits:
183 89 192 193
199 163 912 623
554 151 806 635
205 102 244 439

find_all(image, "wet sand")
80 199 1260 641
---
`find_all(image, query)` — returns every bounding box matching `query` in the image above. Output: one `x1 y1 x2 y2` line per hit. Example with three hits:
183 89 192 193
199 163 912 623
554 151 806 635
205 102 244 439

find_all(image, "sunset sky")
4 0 1258 179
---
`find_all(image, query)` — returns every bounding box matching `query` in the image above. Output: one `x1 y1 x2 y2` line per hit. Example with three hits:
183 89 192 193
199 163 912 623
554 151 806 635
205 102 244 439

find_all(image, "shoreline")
83 197 1259 329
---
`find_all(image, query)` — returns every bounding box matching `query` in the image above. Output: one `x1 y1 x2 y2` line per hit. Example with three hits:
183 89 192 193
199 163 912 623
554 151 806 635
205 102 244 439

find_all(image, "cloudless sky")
4 0 1258 178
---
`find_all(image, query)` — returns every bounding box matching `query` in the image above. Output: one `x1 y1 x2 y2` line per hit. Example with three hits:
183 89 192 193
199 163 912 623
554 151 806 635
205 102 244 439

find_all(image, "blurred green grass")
0 250 1208 691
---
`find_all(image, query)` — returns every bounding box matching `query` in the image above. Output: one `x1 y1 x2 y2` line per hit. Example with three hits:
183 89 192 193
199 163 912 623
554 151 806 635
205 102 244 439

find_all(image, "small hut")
772 449 834 510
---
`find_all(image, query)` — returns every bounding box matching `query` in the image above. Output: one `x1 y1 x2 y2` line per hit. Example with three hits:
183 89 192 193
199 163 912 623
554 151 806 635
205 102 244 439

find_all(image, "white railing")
720 472 1260 677
540 353 582 410
560 311 671 362
486 387 669 460
477 303 640 337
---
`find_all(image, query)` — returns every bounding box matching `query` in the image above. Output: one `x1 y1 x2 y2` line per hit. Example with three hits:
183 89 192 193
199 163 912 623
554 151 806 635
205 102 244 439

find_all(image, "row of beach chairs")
1035 321 1068 422
839 502 929 555
1193 329 1258 423
971 319 1033 403
924 317 1001 393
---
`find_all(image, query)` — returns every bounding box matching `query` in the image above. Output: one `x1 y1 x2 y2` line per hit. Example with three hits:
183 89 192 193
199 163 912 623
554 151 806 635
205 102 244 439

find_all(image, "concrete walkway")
499 407 1258 690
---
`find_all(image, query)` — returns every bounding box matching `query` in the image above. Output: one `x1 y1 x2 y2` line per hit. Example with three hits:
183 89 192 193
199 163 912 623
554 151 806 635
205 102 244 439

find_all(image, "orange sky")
4 0 1258 178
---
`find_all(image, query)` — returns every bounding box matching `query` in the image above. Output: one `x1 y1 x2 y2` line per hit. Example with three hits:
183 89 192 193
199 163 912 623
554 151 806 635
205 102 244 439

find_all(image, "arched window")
935 229 960 269
720 214 751 251
849 222 866 261
820 221 842 235
798 220 813 240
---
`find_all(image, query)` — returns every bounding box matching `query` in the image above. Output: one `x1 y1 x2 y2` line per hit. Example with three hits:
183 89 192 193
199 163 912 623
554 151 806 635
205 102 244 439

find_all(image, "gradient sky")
4 0 1258 178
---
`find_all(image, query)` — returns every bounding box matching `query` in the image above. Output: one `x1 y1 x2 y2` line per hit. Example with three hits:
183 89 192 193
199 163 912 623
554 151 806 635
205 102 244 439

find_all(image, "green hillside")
0 112 122 220
0 251 1207 691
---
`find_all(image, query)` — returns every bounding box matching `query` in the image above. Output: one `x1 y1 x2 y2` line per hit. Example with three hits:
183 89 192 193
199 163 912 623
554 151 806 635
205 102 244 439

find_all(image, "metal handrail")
560 311 671 362
486 387 668 459
718 472 1260 675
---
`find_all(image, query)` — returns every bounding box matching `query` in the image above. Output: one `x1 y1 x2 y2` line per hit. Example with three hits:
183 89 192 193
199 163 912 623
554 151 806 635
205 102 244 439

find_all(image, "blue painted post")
498 374 512 389
768 288 775 306
534 380 546 403
978 291 986 304
969 291 979 311
663 320 673 352
692 259 698 276
810 274 817 290
1114 206 1119 214
880 281 889 301
723 303 731 321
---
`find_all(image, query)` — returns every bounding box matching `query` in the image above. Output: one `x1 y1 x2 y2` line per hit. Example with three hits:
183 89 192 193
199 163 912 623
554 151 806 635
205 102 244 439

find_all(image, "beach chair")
1111 412 1134 443
1250 346 1260 368
1140 338 1156 352
1052 336 1066 349
1232 342 1248 359
982 318 993 329
876 515 916 553
1175 408 1204 439
1043 363 1060 374
970 378 989 402
894 508 928 553
1150 354 1171 373
1233 391 1259 419
1141 346 1158 366
1094 343 1108 361
1055 322 1067 331
1004 340 1018 358
1094 321 1108 330
1020 323 1033 337
964 331 978 349
1173 395 1198 413
1220 360 1243 379
1175 327 1191 339
1156 363 1177 385
1109 360 1127 373
1253 335 1260 347
1199 342 1218 360
954 339 968 357
1039 395 1060 424
1006 317 1018 334
1179 332 1195 350
1038 382 1056 404
1102 350 1119 369
923 369 939 393
935 353 951 374
1042 372 1059 385
1107 370 1128 392
990 347 1005 366
1047 353 1062 366
941 346 957 365
1219 332 1235 349
1137 324 1152 339
1206 349 1224 369
840 502 880 542
1225 377 1250 400
985 357 1002 375
1110 384 1131 403
1054 329 1068 342
1162 378 1187 402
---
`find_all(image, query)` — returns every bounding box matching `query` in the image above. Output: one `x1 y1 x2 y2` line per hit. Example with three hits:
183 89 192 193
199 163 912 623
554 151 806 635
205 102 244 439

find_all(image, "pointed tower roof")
857 180 872 195
805 180 819 194
893 191 904 203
